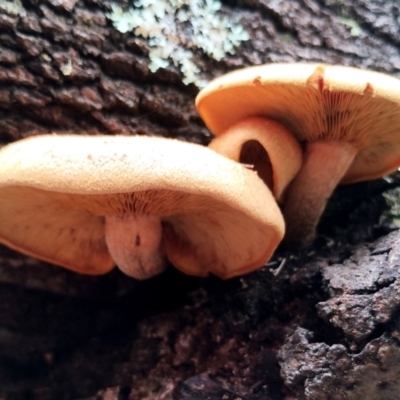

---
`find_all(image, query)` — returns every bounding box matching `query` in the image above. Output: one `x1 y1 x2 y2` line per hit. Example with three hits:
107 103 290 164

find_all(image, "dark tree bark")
1 0 400 399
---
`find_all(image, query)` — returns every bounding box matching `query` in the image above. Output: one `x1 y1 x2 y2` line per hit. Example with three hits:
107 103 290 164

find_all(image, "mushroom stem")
104 214 167 279
283 140 358 246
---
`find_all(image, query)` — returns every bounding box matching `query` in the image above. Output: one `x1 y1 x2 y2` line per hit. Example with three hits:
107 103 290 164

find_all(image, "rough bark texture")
2 0 400 399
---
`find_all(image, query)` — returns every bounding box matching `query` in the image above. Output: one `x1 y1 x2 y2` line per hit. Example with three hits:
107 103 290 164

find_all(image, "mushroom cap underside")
196 63 400 183
0 135 284 278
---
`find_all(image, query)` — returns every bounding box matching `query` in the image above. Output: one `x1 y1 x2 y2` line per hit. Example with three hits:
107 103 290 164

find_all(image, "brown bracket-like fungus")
196 63 400 246
0 135 284 279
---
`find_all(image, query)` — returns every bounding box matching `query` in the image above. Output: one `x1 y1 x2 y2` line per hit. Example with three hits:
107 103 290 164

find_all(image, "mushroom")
0 134 285 279
196 63 400 245
207 116 302 201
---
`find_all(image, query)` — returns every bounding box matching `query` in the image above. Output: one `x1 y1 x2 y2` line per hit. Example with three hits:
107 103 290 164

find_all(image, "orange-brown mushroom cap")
208 117 302 201
197 63 400 244
0 134 284 279
197 63 400 183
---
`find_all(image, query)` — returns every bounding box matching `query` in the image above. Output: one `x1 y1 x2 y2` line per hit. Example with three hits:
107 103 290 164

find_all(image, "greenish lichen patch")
338 17 362 37
107 0 249 86
0 0 26 17
380 187 400 228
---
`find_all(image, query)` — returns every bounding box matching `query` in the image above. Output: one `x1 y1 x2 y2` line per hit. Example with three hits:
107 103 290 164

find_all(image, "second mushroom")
196 63 400 245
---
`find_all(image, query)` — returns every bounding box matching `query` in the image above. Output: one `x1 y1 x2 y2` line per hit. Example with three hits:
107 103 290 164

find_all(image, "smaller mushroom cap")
196 63 400 184
0 135 284 279
208 117 302 201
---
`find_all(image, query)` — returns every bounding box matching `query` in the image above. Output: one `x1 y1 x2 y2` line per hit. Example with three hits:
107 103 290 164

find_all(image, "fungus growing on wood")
207 117 302 201
196 63 400 245
0 134 284 279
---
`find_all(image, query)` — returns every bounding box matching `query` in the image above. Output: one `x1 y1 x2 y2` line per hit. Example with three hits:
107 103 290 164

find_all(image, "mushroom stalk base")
283 140 357 246
105 214 167 280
